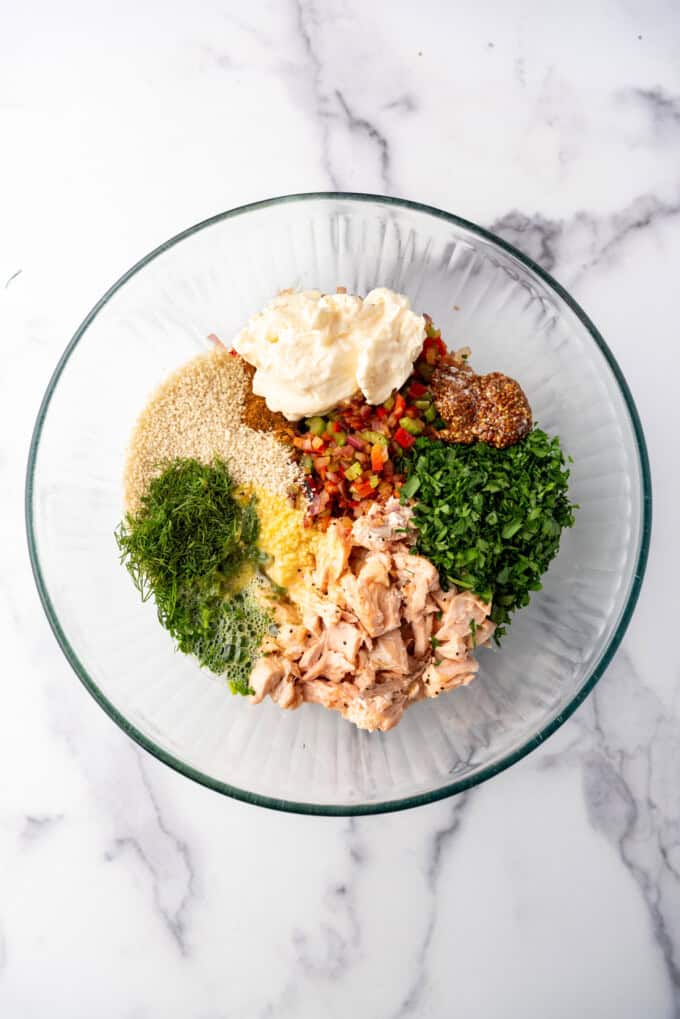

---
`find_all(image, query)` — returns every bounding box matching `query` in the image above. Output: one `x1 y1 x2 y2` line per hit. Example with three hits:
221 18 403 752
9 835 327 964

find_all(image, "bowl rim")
25 191 652 816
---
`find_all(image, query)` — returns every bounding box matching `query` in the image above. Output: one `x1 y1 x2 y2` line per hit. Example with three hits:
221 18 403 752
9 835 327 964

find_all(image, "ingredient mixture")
118 287 576 731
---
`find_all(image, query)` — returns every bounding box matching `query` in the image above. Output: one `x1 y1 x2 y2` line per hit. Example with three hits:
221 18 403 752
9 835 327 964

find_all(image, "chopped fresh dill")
116 457 271 694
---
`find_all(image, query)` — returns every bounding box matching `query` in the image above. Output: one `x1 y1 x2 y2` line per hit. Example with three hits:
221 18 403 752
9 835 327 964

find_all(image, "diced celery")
345 461 362 481
360 430 388 446
307 416 327 436
424 404 437 422
399 416 425 435
401 475 420 499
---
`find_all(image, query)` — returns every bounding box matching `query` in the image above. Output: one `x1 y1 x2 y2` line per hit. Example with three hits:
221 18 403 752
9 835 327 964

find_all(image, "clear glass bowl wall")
27 196 649 813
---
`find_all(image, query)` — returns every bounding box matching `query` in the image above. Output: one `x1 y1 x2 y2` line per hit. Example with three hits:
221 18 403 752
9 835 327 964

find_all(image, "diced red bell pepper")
393 393 407 419
371 443 387 472
408 380 427 398
353 478 374 499
394 426 416 449
424 335 447 357
375 405 389 419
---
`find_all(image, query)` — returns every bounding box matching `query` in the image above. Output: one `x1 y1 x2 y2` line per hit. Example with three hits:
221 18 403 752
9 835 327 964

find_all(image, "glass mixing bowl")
26 194 651 814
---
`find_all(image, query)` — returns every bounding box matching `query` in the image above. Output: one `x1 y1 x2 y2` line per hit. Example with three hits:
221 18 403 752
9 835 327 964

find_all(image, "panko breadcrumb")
124 351 303 514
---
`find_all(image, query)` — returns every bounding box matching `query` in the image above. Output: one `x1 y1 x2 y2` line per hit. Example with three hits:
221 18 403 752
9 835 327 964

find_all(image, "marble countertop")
2 1 679 1015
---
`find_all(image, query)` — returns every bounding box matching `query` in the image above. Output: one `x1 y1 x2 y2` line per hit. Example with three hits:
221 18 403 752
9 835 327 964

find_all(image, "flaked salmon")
249 500 495 730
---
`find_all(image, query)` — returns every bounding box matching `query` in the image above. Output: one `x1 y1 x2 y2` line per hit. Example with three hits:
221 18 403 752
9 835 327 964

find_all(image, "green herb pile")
116 457 271 694
400 428 577 640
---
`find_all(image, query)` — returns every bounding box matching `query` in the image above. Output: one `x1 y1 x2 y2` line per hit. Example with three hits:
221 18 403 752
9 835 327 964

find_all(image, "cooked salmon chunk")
255 499 495 730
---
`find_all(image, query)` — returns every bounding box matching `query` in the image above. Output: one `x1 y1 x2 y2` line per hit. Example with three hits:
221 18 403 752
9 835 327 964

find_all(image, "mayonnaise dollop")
232 288 426 420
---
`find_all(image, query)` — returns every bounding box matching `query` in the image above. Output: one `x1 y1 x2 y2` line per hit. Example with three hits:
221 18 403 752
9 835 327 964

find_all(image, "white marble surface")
2 1 679 1015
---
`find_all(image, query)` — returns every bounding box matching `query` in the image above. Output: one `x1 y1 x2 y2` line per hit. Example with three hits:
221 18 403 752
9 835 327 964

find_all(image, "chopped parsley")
400 428 577 641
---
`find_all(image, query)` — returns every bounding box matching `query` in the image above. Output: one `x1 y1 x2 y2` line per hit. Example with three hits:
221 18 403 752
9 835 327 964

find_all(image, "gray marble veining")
2 1 678 1016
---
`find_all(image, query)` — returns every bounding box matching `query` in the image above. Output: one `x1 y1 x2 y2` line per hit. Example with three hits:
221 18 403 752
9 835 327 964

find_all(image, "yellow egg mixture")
237 485 319 591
